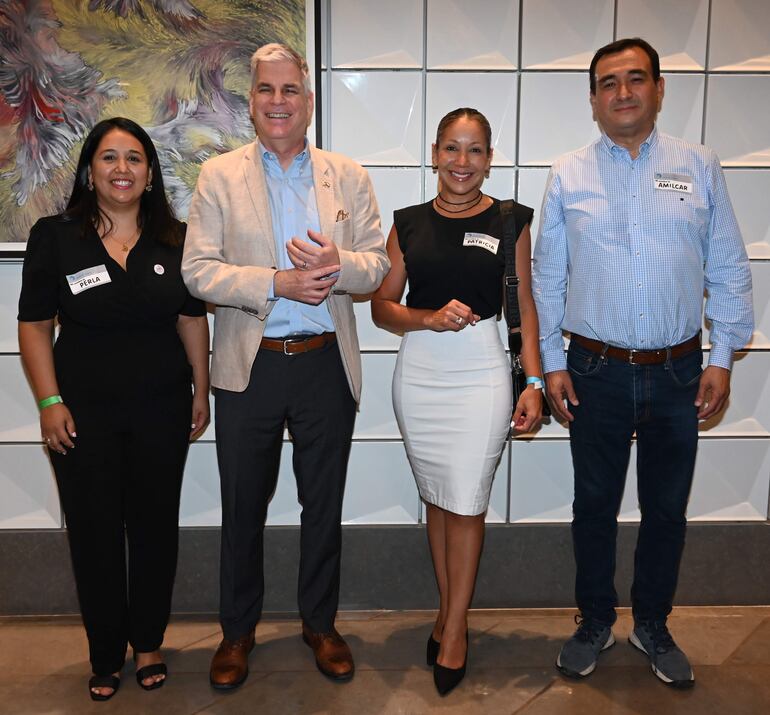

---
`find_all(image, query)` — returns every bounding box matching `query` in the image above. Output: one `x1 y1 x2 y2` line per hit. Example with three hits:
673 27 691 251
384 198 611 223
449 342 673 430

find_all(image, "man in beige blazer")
182 43 389 690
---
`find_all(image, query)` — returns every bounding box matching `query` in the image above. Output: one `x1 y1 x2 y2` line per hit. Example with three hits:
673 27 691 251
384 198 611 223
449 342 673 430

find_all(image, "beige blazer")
182 141 389 402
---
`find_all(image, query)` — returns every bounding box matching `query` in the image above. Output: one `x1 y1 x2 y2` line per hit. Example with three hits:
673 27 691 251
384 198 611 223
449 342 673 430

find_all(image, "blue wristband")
526 376 544 390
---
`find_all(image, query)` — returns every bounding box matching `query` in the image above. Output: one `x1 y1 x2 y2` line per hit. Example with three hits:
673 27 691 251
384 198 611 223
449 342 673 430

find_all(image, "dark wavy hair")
435 107 492 154
589 37 661 95
64 117 182 246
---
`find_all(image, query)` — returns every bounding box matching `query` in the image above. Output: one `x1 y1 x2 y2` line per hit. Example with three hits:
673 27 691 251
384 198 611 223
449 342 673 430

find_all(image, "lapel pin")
322 179 331 189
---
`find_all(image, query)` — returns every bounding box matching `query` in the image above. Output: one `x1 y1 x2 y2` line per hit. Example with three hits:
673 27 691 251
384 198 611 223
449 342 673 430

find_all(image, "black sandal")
135 662 167 691
89 674 120 701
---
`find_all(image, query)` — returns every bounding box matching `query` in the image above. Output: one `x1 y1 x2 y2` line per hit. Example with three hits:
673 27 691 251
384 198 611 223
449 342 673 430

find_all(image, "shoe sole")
556 631 616 678
628 633 695 689
210 671 248 691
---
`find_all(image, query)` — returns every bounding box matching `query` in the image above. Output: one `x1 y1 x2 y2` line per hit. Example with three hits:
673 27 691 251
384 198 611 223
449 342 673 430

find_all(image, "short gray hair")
250 43 312 94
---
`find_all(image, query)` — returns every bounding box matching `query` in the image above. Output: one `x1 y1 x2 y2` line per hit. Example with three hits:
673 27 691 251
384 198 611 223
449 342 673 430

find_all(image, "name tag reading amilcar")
463 233 499 254
654 173 693 193
67 264 111 295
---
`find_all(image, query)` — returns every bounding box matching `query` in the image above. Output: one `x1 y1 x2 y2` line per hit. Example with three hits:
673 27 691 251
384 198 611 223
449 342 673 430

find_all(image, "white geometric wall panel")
724 170 770 258
518 73 601 166
365 167 422 240
0 445 60 528
521 0 614 69
343 442 419 524
0 263 23 352
330 0 422 68
657 74 704 145
518 168 550 248
704 75 770 166
354 300 401 352
180 441 421 527
330 71 423 165
426 0 519 70
616 0 708 70
355 353 399 439
509 438 770 523
698 352 770 436
708 0 770 71
424 73 519 166
740 262 770 348
0 355 41 442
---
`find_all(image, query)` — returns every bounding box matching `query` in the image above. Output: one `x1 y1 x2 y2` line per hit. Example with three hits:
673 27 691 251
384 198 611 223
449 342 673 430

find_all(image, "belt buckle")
282 336 307 356
628 349 640 365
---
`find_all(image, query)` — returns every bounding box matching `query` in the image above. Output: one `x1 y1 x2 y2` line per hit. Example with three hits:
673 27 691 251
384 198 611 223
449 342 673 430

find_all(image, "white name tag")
654 173 693 194
463 232 499 254
67 264 111 295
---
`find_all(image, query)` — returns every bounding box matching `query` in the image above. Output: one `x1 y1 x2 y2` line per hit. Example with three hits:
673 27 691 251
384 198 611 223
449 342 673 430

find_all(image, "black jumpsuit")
18 216 206 675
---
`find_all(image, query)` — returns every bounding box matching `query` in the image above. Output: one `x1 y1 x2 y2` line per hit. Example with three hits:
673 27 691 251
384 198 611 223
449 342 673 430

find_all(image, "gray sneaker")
629 620 694 688
556 616 615 678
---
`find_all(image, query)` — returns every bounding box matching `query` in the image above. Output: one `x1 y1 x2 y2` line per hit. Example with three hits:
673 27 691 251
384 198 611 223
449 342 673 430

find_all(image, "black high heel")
433 630 468 696
426 634 440 666
133 650 167 691
89 674 120 701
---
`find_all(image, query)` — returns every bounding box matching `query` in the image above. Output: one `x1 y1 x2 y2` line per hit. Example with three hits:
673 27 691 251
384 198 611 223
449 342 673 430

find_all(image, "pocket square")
336 209 349 222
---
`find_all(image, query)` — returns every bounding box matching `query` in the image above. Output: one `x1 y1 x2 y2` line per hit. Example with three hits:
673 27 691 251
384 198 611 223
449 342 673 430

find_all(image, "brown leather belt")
571 333 701 365
260 332 337 356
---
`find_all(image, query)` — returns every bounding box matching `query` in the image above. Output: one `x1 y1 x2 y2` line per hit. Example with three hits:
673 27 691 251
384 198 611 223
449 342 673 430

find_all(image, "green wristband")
38 395 63 410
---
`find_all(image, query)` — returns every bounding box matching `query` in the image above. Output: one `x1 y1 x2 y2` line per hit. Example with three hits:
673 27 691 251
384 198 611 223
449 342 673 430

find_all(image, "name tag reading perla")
654 173 693 193
67 264 111 295
463 233 499 254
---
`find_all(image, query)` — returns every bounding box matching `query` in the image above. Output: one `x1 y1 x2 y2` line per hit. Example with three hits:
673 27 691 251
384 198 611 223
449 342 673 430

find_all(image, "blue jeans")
567 340 702 625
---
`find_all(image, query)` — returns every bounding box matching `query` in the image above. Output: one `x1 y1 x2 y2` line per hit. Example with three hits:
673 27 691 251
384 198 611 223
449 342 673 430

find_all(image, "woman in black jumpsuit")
18 118 210 700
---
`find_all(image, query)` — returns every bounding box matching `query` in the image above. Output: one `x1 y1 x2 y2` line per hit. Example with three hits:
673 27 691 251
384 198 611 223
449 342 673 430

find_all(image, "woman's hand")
423 299 480 332
190 390 210 440
40 403 77 455
511 386 543 434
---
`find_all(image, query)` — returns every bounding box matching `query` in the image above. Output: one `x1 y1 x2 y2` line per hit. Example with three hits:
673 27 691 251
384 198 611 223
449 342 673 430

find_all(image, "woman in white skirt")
371 108 543 695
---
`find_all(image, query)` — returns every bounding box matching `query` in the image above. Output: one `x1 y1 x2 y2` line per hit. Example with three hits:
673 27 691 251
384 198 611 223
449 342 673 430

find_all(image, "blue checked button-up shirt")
532 126 753 373
262 139 335 338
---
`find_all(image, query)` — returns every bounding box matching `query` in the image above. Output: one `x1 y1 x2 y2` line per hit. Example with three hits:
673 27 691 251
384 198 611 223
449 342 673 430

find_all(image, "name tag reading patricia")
463 233 499 254
654 173 693 194
67 264 111 295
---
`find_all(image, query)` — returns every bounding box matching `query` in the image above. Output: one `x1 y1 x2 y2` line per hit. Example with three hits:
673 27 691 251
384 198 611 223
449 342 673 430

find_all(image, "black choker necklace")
434 192 483 213
437 191 482 205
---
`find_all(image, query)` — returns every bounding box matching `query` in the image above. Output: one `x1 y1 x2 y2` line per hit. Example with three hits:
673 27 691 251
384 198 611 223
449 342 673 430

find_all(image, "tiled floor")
1 607 769 714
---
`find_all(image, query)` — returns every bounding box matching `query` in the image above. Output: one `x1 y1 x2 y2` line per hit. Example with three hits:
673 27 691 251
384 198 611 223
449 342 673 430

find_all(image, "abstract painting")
0 0 307 250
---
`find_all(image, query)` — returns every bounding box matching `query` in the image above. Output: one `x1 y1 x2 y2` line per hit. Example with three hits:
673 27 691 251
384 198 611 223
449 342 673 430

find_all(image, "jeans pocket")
567 344 605 378
667 350 703 388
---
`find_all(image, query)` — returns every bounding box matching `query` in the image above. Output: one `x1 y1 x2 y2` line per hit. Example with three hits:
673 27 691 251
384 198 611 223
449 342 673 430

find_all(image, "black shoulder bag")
499 199 550 419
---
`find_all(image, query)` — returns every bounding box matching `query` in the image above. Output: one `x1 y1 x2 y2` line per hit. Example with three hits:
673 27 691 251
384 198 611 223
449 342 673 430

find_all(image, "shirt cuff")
707 344 734 371
541 347 568 374
268 276 277 302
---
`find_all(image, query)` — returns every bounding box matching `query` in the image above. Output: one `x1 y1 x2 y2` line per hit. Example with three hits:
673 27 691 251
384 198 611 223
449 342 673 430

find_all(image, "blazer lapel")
242 142 277 264
311 147 336 242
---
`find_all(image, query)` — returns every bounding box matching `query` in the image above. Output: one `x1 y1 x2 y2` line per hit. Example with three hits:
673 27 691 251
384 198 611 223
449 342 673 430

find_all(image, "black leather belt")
260 332 337 356
571 333 701 365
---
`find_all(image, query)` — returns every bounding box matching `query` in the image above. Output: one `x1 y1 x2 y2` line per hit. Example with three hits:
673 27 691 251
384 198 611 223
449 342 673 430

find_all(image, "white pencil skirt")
392 316 512 516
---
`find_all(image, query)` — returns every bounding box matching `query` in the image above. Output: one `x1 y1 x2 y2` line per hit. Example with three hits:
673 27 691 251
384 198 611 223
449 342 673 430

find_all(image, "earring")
484 169 490 178
431 165 438 174
145 183 152 193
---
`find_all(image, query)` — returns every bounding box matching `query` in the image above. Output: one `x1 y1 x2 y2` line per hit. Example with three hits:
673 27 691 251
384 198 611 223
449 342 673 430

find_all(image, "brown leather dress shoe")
209 633 255 690
302 624 355 681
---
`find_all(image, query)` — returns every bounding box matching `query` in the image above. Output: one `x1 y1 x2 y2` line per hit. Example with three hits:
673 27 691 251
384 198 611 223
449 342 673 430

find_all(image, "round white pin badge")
154 264 165 275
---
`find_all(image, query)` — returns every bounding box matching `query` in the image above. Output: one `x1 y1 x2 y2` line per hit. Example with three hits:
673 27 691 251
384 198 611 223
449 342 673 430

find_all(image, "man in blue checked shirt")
532 38 753 689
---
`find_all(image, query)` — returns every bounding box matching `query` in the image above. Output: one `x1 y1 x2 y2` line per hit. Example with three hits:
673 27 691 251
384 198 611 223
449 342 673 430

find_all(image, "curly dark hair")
64 117 182 246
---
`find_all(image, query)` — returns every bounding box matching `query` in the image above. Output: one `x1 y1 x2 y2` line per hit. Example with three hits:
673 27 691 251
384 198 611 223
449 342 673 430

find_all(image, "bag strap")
500 199 522 356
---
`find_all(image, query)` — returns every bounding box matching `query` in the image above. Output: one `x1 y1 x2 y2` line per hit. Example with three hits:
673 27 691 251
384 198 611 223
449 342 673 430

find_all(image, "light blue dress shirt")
532 127 753 373
261 139 335 338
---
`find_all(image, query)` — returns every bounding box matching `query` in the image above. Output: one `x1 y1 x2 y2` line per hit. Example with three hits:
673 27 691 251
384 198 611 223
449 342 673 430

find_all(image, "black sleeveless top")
394 198 534 320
